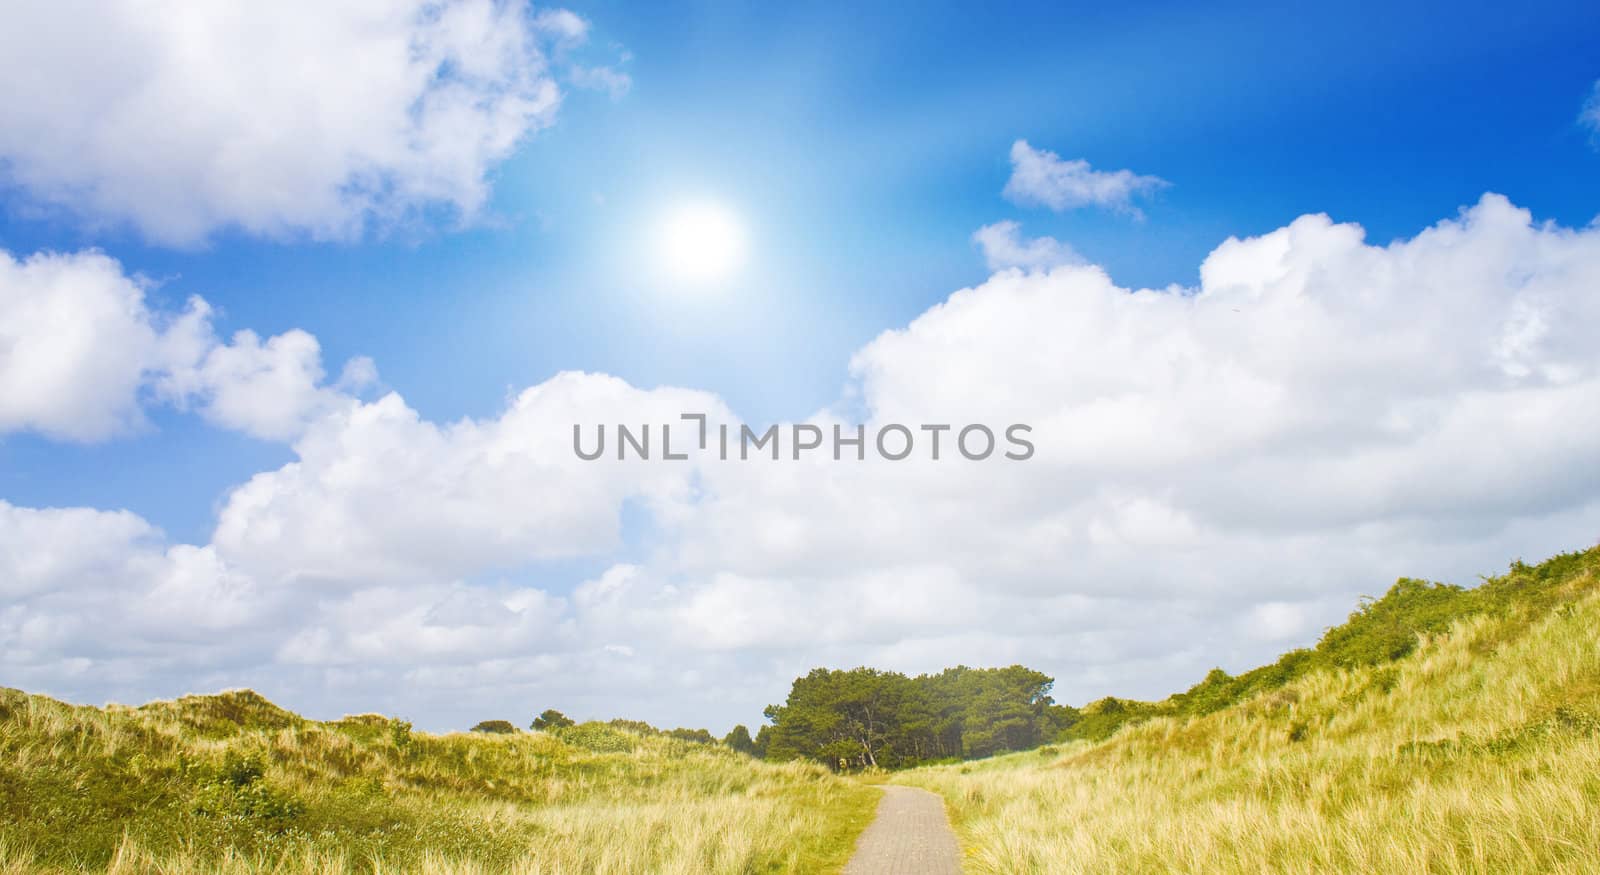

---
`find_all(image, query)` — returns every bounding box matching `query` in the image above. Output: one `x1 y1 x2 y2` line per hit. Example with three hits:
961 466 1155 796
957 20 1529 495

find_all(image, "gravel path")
843 785 962 875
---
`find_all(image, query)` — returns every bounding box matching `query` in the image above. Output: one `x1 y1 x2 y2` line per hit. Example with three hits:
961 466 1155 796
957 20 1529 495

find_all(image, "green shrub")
1317 578 1474 669
556 722 637 753
390 718 414 753
219 750 266 788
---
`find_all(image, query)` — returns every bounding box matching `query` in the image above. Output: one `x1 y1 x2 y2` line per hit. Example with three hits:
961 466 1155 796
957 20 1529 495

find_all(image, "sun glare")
656 201 747 285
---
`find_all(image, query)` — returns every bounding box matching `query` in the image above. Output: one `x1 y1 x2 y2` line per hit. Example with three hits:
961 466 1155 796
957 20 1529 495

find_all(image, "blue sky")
7 0 1600 547
8 0 1600 543
3 0 1600 730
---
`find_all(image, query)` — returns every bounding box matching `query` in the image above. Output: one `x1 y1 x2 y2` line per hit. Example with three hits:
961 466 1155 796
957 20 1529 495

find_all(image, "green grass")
0 690 876 874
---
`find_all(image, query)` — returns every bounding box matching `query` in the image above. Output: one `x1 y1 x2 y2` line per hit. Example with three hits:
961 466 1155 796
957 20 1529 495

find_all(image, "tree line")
478 664 1075 770
758 664 1075 769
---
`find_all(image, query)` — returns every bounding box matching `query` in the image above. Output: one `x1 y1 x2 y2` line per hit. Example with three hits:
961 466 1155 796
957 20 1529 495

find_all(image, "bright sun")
655 201 747 285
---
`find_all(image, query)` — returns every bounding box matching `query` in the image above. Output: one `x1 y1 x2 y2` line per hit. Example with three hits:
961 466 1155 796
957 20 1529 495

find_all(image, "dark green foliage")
723 724 757 755
762 664 1070 770
667 727 716 745
531 709 575 731
469 720 517 734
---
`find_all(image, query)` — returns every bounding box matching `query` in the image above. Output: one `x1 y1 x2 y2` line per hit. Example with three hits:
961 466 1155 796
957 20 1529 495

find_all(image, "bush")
1317 578 1475 669
192 750 305 833
219 750 266 788
470 720 517 734
556 722 637 753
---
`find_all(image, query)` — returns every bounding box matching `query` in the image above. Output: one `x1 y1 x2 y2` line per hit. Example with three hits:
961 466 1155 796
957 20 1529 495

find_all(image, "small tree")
470 720 516 734
531 709 575 731
723 724 757 756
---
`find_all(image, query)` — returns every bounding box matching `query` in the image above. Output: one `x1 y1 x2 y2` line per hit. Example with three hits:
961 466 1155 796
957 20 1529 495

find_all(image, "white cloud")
650 192 1600 707
6 194 1600 731
159 328 359 442
209 374 725 586
0 1 599 245
1003 139 1168 216
0 249 204 441
570 64 633 101
0 246 368 442
0 501 278 695
336 356 381 394
972 220 1083 270
532 8 589 41
0 501 160 600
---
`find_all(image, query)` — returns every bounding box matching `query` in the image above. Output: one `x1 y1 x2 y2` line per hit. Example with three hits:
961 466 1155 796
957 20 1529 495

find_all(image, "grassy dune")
898 551 1600 873
0 691 876 874
8 550 1598 874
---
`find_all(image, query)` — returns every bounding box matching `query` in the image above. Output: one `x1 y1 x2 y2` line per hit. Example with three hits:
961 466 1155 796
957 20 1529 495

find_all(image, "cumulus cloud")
1003 139 1168 216
0 502 160 600
972 220 1083 270
158 328 362 441
210 374 726 586
0 501 277 697
0 247 367 442
7 194 1600 730
0 249 205 441
0 1 601 245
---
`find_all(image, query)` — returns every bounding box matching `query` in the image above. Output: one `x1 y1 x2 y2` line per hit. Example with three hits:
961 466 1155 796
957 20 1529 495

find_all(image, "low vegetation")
897 547 1600 873
0 691 876 874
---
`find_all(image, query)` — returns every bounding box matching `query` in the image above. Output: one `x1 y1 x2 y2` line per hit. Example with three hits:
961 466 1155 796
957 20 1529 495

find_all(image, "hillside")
0 689 875 874
897 547 1600 873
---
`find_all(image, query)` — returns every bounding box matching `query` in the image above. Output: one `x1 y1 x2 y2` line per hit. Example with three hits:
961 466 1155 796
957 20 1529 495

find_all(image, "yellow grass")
898 593 1600 873
0 691 877 874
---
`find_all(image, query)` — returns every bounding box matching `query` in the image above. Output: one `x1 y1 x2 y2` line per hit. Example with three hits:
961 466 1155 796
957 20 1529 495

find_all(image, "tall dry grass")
900 592 1600 873
0 690 875 874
